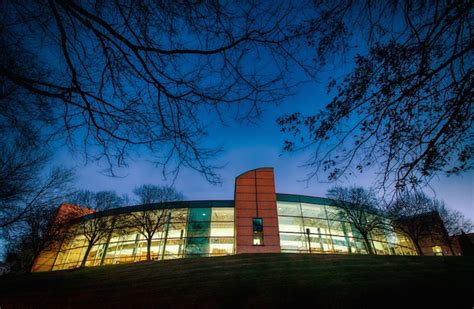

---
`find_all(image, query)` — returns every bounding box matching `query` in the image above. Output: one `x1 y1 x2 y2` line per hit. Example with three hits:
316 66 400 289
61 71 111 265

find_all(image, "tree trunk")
28 252 40 273
413 239 424 256
362 235 374 255
444 236 455 256
441 230 455 256
146 238 152 261
80 243 93 268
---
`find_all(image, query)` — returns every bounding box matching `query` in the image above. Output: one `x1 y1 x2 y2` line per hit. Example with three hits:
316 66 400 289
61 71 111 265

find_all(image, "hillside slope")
1 253 473 308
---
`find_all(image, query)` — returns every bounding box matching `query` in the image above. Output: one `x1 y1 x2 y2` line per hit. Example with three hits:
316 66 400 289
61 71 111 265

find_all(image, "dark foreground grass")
1 253 473 308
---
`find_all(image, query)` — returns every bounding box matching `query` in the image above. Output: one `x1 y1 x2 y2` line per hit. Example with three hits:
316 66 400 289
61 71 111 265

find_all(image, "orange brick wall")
31 203 95 272
234 168 281 253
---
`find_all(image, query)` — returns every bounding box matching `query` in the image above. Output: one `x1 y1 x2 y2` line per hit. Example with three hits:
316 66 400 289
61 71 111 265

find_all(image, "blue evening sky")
54 79 474 221
27 5 472 221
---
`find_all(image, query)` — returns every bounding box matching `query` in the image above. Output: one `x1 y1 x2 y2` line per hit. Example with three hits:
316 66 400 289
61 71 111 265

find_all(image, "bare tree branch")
278 0 473 193
1 0 317 183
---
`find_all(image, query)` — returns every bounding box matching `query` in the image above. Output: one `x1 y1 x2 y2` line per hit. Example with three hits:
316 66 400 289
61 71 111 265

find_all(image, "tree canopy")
278 0 472 192
326 186 385 254
69 190 127 211
1 0 318 183
133 184 184 205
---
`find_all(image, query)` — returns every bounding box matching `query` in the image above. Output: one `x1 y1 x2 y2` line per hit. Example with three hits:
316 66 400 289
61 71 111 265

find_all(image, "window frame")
252 217 264 246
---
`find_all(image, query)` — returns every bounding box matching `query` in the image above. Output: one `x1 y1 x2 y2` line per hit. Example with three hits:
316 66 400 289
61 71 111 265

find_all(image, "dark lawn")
1 253 473 308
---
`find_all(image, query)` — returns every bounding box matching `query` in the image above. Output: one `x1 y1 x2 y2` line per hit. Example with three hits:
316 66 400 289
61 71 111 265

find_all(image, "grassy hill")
1 253 473 308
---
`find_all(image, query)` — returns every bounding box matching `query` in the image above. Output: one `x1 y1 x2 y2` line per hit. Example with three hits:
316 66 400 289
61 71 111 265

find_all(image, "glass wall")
43 197 418 271
52 207 234 270
277 201 417 255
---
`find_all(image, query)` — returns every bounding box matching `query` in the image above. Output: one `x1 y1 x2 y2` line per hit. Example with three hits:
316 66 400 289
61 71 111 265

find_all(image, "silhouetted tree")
118 185 184 261
70 190 126 210
327 187 385 254
4 208 55 272
1 167 76 272
458 231 474 256
0 136 48 203
69 190 125 267
278 1 472 192
388 191 450 255
119 209 171 262
437 204 474 236
0 167 75 229
1 1 317 182
133 185 184 205
435 202 473 255
0 130 52 229
76 214 115 268
4 204 79 272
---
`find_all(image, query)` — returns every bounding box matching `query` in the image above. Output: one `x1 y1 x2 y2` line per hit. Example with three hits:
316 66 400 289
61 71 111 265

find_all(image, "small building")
395 211 456 256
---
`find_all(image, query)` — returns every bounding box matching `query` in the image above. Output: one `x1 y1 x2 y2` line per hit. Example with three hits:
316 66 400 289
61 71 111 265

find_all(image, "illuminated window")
277 201 301 216
253 217 264 246
211 208 234 221
432 246 443 256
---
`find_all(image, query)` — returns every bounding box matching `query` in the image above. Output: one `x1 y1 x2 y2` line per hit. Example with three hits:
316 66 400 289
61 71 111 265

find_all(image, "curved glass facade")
277 200 417 255
38 193 418 272
52 207 234 271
